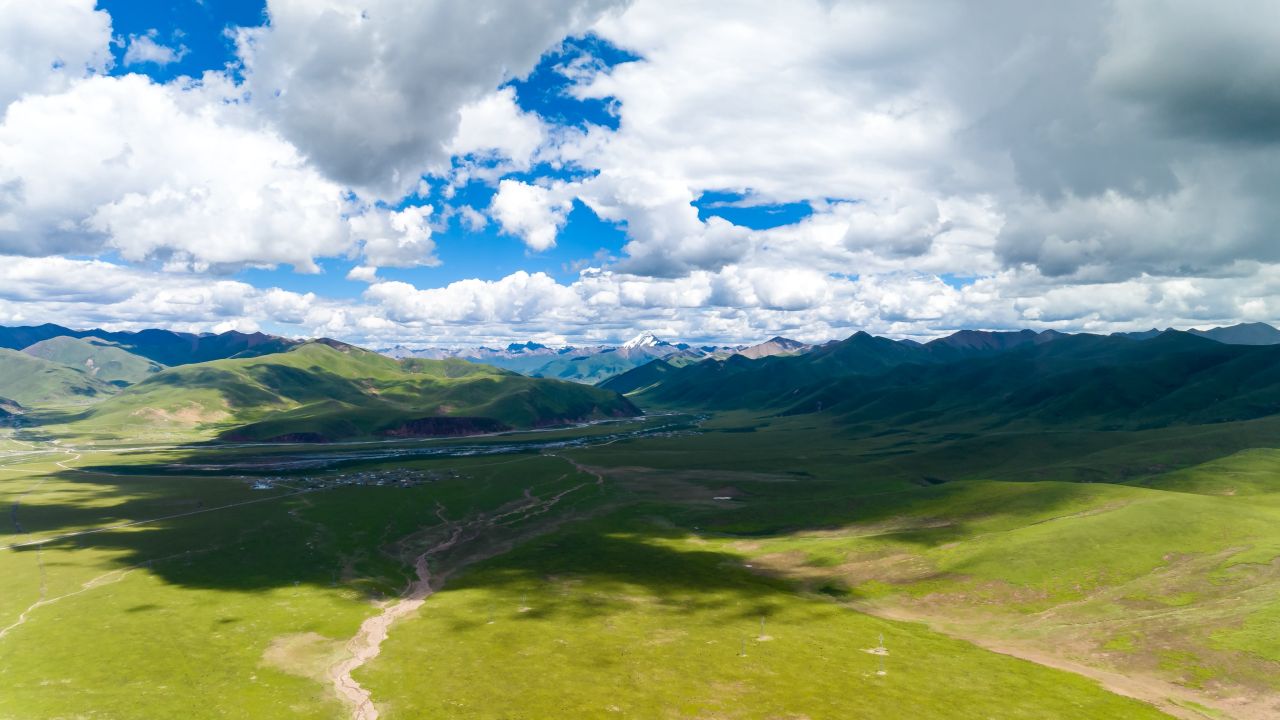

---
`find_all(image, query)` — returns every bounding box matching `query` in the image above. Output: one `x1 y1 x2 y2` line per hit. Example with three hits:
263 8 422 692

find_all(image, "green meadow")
3 408 1280 718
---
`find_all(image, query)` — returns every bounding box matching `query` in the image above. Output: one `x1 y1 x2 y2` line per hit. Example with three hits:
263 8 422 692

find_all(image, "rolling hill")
22 336 164 386
0 347 117 407
57 340 640 441
598 357 679 394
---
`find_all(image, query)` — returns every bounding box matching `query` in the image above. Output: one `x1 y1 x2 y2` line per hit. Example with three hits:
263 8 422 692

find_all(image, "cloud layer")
1 0 1278 344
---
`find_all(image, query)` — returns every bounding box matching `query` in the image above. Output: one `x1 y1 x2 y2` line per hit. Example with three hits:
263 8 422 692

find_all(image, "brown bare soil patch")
262 632 350 682
130 402 229 425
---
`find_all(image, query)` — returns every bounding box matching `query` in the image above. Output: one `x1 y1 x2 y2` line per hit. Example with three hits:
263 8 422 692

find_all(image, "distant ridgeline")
0 323 298 366
602 323 1280 431
4 320 1279 441
0 324 639 442
376 332 812 384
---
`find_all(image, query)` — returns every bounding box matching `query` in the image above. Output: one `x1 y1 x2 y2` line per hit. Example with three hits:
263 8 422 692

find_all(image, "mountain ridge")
55 340 641 442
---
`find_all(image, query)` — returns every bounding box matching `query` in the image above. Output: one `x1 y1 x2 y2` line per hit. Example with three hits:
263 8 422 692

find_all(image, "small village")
247 467 459 492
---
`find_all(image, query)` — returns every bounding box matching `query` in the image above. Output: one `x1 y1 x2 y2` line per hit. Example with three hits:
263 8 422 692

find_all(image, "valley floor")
2 413 1278 718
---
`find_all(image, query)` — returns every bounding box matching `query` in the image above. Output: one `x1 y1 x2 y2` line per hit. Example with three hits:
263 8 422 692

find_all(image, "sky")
0 1 1278 347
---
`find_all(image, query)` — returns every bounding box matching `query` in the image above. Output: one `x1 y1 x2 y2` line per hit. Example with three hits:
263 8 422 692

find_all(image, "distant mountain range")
604 322 1280 432
58 340 637 443
1115 321 1280 346
0 323 640 440
0 323 299 365
376 332 812 384
374 322 1280 387
0 323 304 407
3 320 1279 436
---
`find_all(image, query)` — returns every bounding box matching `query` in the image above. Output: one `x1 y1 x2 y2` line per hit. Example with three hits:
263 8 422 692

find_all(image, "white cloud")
122 30 189 67
456 205 489 232
0 255 336 333
345 265 380 283
365 271 583 325
0 72 447 272
234 0 628 197
348 204 438 268
3 0 1280 345
0 0 112 110
9 253 1280 347
489 179 573 252
447 87 546 170
0 73 354 268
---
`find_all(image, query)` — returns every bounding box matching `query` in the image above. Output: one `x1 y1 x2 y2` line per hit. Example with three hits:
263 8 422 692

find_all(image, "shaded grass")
359 509 1169 720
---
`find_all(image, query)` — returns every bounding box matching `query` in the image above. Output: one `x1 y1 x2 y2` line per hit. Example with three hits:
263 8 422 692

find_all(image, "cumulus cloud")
234 0 628 197
447 87 546 170
0 73 352 268
122 30 189 67
365 271 583 325
345 265 380 284
0 255 337 333
348 204 438 268
0 72 455 272
489 179 573 252
3 0 1280 344
0 0 112 109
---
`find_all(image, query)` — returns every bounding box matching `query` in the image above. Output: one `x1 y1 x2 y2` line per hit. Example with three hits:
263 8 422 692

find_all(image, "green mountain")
60 340 640 441
22 336 164 386
0 348 117 407
1113 322 1280 345
598 358 678 394
0 323 82 350
627 328 1280 432
102 328 299 366
528 349 658 385
622 331 938 409
0 324 298 365
1189 321 1280 345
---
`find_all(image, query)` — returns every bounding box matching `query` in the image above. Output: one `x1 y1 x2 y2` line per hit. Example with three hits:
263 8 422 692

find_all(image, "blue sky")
96 3 823 306
1 1 1276 344
98 3 831 304
102 1 629 296
102 0 266 80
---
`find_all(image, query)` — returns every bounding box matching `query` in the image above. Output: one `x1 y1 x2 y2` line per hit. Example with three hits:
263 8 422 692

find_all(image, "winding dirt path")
327 506 462 720
327 473 600 720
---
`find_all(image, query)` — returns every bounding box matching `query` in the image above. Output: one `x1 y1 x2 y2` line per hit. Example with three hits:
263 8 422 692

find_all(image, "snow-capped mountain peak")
622 331 665 349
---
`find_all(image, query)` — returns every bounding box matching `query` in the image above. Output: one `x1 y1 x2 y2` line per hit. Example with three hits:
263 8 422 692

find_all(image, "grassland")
21 336 165 386
0 347 116 407
3 406 1279 718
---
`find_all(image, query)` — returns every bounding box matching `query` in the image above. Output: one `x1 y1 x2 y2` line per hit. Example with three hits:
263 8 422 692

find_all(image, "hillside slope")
629 329 1280 432
58 341 640 441
22 336 164 385
782 332 1280 430
598 358 678 394
0 348 117 407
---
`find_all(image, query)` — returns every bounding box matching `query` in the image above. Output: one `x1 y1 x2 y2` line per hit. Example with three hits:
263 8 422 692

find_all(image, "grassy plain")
2 409 1279 718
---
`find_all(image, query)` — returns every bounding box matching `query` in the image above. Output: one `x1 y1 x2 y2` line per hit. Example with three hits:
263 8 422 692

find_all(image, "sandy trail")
0 544 221 642
327 473 600 720
327 506 462 720
0 565 133 640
